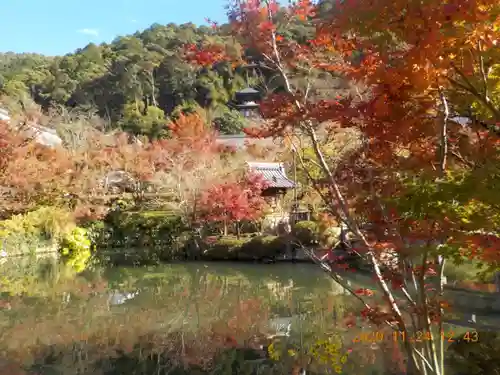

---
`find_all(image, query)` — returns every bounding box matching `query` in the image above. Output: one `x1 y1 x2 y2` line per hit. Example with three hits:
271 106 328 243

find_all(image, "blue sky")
0 0 228 56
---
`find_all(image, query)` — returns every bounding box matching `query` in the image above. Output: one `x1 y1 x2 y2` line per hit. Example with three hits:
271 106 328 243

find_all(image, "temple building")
247 162 295 198
230 87 262 119
247 162 296 230
215 87 305 230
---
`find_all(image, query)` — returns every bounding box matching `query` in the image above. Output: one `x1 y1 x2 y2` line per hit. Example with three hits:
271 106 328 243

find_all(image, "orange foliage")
0 115 223 218
186 3 500 365
0 121 73 213
3 2 499 370
184 43 231 67
166 112 220 156
168 112 209 139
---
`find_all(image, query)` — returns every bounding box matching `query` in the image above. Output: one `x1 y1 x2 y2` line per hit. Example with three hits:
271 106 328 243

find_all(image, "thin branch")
258 2 431 371
292 138 366 261
365 159 417 309
449 63 500 121
303 248 370 306
418 246 441 375
437 255 446 375
302 156 323 170
478 41 489 96
450 150 474 167
438 88 449 174
303 67 314 104
413 347 436 373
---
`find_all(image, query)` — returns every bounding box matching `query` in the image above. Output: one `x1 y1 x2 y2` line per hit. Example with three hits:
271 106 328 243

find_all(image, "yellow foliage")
267 335 349 373
0 206 75 241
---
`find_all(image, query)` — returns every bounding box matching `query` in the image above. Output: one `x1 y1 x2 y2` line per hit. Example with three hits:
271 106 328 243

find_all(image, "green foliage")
170 100 203 119
306 337 348 372
93 209 187 264
0 20 317 134
383 167 500 284
241 235 288 258
202 235 287 260
83 219 106 245
59 227 92 273
0 207 75 255
446 331 500 374
213 108 248 135
120 102 169 139
450 59 500 124
292 220 319 246
204 237 248 259
0 24 245 127
393 169 500 230
267 335 349 374
443 259 500 285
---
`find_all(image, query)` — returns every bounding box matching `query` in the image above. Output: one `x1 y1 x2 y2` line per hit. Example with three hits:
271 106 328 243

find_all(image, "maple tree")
126 112 248 226
0 120 73 216
186 1 500 374
197 172 268 237
1 120 154 219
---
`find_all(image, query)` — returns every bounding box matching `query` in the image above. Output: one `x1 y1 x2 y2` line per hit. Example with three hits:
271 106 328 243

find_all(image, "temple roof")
247 162 296 189
236 87 259 94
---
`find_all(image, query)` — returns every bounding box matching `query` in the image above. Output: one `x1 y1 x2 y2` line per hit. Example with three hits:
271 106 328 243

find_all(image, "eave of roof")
247 162 296 189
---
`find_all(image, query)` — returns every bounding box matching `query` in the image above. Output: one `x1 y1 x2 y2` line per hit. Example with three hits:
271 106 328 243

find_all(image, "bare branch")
438 88 449 174
437 256 446 374
449 63 500 121
478 41 489 98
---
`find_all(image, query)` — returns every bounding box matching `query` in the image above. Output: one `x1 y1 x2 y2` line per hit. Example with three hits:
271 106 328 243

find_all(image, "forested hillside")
0 0 345 138
1 23 241 137
0 25 302 138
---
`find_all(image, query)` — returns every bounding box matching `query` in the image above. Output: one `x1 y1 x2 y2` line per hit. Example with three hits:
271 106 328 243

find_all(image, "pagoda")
230 87 261 119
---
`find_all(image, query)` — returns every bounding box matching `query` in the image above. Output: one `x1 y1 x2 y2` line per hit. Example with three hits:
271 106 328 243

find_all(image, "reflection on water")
0 256 414 374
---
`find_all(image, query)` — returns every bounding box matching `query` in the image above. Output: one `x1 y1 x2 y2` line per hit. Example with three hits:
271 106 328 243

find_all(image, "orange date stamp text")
353 330 479 344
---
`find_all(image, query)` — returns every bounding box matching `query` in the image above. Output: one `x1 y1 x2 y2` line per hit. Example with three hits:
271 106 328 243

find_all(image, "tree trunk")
150 71 158 107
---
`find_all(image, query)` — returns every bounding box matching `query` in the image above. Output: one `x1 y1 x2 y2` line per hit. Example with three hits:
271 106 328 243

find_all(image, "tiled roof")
247 162 296 189
237 87 259 94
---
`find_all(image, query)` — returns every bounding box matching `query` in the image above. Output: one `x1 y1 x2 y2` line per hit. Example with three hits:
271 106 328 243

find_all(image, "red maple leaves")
197 172 268 225
184 44 231 67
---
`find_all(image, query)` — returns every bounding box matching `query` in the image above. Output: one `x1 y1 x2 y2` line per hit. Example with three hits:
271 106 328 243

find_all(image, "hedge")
202 235 288 261
292 220 319 246
85 209 187 264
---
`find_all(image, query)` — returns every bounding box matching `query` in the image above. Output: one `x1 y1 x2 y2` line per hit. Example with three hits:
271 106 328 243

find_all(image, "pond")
0 256 489 374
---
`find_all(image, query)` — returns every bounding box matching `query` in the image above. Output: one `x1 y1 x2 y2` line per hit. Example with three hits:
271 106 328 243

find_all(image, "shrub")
203 237 248 260
240 236 287 259
292 220 319 246
444 258 497 284
446 331 500 374
91 209 187 264
59 227 92 273
202 235 287 261
82 219 107 245
0 206 75 255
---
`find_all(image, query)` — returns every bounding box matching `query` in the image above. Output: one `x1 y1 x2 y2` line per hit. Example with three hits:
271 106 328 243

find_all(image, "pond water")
0 256 478 374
